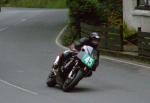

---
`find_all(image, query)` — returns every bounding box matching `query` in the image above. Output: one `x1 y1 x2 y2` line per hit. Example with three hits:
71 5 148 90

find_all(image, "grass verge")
5 0 67 8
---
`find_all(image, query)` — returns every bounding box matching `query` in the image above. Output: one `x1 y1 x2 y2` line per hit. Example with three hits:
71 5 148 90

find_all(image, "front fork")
83 67 92 77
68 61 92 79
68 60 79 79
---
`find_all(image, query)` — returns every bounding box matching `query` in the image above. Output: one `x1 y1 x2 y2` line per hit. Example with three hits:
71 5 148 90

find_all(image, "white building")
123 0 150 32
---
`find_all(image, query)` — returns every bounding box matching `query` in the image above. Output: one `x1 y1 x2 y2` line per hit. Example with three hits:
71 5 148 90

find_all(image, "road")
0 8 150 103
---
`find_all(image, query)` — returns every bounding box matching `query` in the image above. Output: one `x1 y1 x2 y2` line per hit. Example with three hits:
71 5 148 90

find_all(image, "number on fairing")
82 54 94 68
84 57 92 64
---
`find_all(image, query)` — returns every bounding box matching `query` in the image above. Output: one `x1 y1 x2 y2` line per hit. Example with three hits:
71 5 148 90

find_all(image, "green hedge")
68 0 122 26
68 0 106 25
61 26 74 46
100 0 123 27
123 22 136 39
67 0 108 40
67 0 122 38
4 0 67 8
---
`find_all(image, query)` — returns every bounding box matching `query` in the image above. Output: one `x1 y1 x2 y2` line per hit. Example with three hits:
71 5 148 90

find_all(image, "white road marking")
55 25 68 50
17 70 25 73
0 27 8 32
13 18 28 25
21 18 27 22
101 56 150 69
0 18 27 31
56 25 150 69
0 79 38 95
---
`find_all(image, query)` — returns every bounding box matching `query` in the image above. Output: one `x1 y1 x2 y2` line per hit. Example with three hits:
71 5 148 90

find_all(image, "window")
136 0 150 10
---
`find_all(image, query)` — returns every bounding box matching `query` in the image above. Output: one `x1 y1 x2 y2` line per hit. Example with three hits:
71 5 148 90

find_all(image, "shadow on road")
70 86 98 93
46 85 99 93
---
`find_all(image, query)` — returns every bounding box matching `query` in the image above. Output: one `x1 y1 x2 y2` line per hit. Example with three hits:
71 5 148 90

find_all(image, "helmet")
90 32 100 39
89 32 100 48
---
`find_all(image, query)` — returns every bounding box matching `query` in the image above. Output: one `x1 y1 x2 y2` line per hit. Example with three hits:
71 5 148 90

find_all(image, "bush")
99 0 123 27
61 26 75 46
69 0 106 25
0 0 9 6
123 22 136 39
79 0 106 25
67 0 107 41
68 0 122 31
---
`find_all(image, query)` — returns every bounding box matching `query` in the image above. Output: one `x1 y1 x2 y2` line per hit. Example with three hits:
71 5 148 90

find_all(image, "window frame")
136 0 150 10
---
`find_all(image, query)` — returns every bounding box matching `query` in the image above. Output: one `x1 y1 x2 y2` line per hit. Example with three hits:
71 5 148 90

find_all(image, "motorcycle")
47 45 98 92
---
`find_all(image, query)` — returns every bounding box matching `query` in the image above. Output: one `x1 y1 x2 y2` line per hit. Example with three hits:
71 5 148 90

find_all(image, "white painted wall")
123 0 150 32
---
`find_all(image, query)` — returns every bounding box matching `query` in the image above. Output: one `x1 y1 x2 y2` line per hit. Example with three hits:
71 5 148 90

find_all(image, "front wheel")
62 70 84 92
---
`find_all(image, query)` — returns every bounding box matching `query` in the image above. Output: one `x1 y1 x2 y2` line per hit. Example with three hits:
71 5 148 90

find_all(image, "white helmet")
90 32 100 39
90 32 100 47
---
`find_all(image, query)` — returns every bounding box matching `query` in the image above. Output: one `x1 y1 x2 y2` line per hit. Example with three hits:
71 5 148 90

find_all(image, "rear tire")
62 70 84 92
46 72 56 87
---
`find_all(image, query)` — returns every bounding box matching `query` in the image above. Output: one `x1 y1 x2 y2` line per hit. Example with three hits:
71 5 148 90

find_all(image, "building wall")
123 0 150 32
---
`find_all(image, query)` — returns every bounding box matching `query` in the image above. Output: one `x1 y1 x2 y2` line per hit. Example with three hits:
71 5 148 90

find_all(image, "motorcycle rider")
49 32 100 80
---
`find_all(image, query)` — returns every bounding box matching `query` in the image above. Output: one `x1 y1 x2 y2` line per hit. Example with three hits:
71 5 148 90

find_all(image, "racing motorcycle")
47 45 98 92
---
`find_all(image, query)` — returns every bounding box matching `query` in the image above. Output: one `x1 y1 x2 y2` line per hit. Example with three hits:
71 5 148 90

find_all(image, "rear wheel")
46 71 56 87
63 70 84 92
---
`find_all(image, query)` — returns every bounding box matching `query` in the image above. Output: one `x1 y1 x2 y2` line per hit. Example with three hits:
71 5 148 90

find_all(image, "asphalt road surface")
0 8 150 103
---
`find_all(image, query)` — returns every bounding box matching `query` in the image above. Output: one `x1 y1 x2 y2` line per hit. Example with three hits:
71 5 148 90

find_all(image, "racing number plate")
81 53 95 69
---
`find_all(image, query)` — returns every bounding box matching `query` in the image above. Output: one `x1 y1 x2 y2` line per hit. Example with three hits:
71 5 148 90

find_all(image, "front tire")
62 70 84 92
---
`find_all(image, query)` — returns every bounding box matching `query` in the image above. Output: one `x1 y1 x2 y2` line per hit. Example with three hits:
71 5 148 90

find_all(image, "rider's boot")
51 54 64 75
47 55 62 87
47 60 60 87
50 51 71 76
